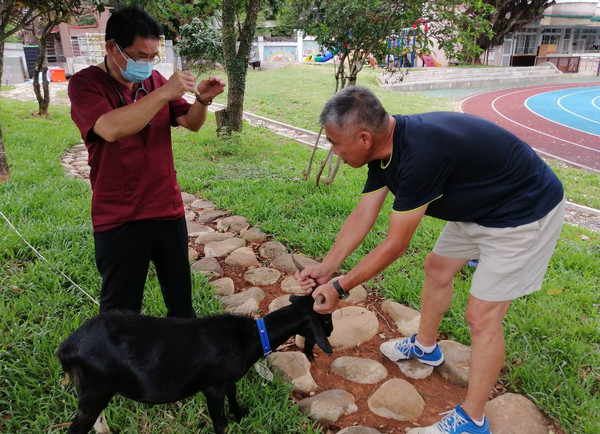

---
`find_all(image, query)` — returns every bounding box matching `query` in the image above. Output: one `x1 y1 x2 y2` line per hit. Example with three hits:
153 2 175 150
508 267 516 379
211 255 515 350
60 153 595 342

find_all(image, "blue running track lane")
525 86 600 136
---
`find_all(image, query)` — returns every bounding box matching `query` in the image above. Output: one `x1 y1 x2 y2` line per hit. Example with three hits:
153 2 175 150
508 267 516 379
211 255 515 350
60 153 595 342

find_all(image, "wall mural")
264 46 297 62
302 40 321 58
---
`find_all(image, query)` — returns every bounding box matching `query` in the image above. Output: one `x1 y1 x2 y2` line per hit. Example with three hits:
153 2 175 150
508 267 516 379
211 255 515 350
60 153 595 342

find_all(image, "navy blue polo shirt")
362 112 564 227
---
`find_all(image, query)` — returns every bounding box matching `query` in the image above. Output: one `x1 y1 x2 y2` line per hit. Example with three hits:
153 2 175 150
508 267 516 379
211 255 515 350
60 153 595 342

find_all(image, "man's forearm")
94 88 170 142
321 205 379 275
337 237 407 290
178 99 208 132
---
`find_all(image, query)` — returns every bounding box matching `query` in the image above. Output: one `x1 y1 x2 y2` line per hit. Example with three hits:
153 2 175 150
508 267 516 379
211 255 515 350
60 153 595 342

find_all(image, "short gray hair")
319 86 388 135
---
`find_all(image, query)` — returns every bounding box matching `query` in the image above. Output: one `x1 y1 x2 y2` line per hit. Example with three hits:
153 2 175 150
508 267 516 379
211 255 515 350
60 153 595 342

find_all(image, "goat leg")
203 386 229 434
303 335 316 362
67 397 112 434
64 369 113 434
225 383 247 421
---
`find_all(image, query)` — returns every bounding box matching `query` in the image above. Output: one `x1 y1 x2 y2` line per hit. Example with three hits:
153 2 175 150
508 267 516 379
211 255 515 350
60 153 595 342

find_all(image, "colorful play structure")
303 19 441 67
385 19 440 68
305 48 337 63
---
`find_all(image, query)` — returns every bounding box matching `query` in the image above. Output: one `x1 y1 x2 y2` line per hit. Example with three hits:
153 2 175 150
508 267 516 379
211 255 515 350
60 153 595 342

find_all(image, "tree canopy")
0 0 102 182
177 17 223 71
217 0 262 134
288 0 494 184
109 0 221 40
476 0 555 53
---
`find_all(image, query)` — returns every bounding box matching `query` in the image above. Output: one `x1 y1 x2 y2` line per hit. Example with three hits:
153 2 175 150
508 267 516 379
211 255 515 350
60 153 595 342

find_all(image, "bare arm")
321 187 390 275
93 84 173 142
297 187 389 289
313 203 428 313
93 71 219 142
176 76 226 132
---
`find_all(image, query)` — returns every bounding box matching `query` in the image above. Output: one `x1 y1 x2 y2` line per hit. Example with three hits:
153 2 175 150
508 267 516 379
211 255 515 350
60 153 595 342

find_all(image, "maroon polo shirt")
68 66 191 232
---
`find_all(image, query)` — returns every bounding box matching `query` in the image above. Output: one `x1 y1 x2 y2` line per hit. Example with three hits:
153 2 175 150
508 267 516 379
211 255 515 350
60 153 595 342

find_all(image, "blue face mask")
116 45 154 83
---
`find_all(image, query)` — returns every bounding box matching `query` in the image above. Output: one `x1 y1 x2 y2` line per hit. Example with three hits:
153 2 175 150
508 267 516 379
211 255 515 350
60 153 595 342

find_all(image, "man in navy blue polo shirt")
296 86 565 433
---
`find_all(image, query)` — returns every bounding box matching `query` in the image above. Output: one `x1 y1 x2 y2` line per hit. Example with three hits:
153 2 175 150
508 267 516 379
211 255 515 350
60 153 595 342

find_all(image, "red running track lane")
461 83 600 175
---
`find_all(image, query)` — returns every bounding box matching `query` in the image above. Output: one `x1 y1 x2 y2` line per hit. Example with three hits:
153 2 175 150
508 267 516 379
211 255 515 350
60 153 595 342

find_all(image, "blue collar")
256 318 271 359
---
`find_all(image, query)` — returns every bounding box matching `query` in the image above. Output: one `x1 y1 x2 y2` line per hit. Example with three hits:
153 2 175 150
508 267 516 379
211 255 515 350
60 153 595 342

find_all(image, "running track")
461 83 600 174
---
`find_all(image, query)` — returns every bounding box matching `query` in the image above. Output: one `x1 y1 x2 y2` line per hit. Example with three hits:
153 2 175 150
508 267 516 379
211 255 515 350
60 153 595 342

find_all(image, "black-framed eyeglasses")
117 44 162 65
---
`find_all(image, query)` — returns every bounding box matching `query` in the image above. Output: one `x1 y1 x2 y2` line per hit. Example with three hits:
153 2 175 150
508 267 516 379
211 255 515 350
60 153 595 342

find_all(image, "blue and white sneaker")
413 405 490 433
380 333 444 366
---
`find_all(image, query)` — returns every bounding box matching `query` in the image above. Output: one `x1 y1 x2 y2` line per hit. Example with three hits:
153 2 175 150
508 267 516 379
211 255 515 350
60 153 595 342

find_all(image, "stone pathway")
61 145 559 433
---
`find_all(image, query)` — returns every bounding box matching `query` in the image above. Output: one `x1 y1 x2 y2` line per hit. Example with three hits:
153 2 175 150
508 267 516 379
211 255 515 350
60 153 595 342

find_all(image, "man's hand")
163 71 200 100
312 282 340 314
196 76 226 103
294 263 331 294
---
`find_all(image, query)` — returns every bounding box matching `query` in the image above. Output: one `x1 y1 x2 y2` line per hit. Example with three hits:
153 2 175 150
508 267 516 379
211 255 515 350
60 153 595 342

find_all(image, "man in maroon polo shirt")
68 6 225 317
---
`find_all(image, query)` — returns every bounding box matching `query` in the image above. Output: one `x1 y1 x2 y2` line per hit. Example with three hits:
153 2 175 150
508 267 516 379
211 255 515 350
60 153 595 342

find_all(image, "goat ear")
289 294 312 307
309 316 333 354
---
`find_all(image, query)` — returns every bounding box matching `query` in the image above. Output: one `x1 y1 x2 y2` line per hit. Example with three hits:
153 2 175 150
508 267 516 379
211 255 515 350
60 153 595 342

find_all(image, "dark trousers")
94 217 195 318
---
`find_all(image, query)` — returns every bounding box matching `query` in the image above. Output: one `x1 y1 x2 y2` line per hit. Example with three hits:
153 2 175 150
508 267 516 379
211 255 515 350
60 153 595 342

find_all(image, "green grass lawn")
1 65 599 432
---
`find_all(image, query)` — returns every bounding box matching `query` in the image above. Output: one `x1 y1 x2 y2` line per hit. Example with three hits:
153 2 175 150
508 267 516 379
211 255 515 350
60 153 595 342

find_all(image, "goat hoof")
234 407 248 421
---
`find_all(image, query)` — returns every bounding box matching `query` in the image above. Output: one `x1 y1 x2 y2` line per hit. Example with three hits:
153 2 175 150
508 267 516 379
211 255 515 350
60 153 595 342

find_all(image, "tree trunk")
219 0 260 134
307 51 359 186
33 21 55 116
222 57 247 133
0 44 10 182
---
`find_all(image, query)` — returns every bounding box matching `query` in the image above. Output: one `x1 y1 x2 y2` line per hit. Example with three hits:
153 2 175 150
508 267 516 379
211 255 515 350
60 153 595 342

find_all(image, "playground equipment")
385 19 437 68
305 49 337 63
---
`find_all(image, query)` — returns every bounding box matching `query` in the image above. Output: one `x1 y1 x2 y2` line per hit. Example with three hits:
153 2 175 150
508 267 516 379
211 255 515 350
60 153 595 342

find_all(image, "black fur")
57 295 332 434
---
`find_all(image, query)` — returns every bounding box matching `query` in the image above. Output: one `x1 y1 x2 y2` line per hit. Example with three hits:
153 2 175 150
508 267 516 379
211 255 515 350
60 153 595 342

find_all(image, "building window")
514 28 538 55
561 28 572 52
541 28 561 46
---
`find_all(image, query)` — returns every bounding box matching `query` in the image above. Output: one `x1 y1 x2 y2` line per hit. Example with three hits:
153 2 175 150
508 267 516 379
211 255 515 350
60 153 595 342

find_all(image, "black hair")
105 6 162 48
319 86 389 136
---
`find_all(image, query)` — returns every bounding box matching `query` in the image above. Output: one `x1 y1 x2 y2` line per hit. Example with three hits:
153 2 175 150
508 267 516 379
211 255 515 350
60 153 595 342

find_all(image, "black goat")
57 294 333 434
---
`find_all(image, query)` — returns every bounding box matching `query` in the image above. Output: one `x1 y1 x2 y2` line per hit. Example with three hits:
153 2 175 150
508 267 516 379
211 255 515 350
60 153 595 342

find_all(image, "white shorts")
432 197 566 301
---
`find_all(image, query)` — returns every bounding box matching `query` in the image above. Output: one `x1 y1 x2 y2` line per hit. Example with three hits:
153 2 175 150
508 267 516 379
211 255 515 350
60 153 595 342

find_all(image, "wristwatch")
196 94 212 106
332 280 350 300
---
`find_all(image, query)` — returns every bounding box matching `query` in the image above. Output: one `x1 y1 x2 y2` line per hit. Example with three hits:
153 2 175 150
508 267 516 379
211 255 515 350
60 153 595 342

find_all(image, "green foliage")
424 0 494 63
75 14 97 26
117 0 220 39
477 0 555 52
287 0 495 79
177 17 223 72
0 0 88 43
301 0 422 87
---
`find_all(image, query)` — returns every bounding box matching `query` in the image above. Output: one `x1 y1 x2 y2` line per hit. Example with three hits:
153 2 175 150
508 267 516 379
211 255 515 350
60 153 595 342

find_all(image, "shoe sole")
380 351 444 367
415 356 444 367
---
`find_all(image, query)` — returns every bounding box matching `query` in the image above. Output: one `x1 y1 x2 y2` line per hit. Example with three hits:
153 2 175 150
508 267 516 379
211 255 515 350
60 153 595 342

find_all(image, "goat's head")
289 294 333 360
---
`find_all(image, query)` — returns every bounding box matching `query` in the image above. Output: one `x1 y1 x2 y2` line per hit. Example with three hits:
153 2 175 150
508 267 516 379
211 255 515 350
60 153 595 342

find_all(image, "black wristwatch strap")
196 94 212 106
332 279 349 299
